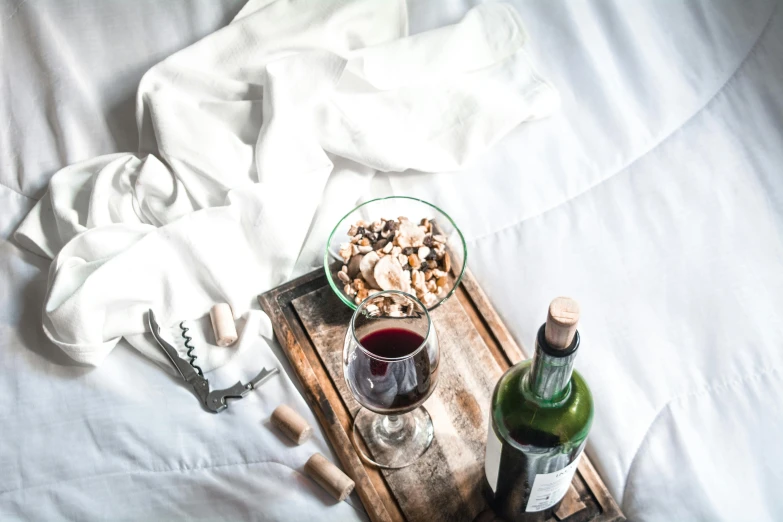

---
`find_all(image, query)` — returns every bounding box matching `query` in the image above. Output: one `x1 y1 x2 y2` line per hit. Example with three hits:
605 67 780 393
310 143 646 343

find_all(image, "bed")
2 1 781 521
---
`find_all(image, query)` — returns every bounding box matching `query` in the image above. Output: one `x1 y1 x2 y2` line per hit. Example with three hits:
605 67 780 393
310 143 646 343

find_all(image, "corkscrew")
179 322 203 376
147 309 278 413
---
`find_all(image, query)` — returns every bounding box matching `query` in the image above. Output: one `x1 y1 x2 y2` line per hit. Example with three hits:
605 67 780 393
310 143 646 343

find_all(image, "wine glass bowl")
343 291 440 469
325 196 467 310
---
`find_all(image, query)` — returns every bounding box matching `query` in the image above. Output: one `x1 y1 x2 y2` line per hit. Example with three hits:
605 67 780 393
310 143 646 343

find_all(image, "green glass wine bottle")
484 297 593 521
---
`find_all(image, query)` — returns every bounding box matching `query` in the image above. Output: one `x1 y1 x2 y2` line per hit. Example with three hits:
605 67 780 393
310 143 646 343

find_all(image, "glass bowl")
324 196 467 310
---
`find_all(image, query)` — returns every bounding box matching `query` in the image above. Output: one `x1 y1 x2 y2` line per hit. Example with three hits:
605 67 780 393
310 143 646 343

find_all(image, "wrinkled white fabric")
15 0 557 369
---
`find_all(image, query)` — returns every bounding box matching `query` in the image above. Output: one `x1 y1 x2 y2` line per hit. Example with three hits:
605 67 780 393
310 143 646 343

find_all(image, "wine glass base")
351 406 434 469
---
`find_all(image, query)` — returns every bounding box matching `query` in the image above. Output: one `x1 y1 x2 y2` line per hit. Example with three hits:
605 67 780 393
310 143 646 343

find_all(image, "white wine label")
525 454 581 512
484 422 502 493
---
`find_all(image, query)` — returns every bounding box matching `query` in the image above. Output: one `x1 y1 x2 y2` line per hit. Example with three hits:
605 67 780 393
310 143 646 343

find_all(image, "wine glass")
343 290 440 469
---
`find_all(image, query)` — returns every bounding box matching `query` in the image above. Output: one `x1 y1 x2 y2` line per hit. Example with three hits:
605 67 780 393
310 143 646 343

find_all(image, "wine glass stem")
380 414 404 439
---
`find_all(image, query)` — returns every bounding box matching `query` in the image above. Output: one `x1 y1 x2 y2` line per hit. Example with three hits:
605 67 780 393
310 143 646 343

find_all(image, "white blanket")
15 0 556 370
5 1 783 521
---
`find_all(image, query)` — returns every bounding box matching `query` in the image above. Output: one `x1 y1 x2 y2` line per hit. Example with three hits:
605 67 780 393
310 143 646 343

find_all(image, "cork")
209 303 238 347
271 404 312 445
304 453 355 502
545 297 580 349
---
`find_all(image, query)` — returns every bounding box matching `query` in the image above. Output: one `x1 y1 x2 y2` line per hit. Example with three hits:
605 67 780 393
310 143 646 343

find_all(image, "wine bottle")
484 297 593 521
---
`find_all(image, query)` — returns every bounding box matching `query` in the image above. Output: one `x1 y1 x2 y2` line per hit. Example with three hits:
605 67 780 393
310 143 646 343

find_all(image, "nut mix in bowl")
324 197 467 310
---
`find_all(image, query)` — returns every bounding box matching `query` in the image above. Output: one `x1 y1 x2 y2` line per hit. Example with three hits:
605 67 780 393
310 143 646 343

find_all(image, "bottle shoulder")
491 360 594 449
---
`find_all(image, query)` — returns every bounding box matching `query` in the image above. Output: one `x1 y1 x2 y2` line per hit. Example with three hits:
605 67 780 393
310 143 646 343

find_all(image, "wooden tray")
259 268 624 522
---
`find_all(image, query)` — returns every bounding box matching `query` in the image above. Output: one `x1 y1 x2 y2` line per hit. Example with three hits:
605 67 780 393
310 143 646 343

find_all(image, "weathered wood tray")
259 268 624 522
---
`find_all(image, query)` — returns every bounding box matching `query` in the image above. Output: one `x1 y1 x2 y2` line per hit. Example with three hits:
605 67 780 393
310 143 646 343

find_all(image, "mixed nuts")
338 217 454 307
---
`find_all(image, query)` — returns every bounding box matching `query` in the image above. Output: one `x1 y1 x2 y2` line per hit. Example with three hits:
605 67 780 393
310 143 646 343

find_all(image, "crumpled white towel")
15 0 558 369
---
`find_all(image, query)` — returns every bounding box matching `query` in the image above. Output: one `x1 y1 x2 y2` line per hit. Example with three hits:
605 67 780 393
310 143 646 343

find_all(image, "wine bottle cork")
209 303 238 347
304 453 355 502
271 404 312 445
545 297 580 349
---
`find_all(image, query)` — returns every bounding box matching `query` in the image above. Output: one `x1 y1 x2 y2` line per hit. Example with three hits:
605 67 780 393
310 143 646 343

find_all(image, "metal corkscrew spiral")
179 321 203 376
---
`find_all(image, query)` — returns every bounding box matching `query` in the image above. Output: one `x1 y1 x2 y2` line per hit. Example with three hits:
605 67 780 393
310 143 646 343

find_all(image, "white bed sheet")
2 1 782 521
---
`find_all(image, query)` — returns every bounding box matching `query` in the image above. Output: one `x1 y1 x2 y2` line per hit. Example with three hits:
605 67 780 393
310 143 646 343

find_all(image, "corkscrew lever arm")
205 367 279 413
147 309 278 414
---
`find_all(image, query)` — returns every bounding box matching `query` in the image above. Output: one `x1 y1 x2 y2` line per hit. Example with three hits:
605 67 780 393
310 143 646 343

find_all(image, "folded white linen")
15 0 558 369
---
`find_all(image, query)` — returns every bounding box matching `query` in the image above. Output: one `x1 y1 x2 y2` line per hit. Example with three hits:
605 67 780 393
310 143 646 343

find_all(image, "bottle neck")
527 324 579 403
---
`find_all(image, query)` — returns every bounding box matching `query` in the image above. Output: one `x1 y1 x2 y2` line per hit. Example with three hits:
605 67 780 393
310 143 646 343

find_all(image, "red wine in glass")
349 327 438 414
361 328 424 358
